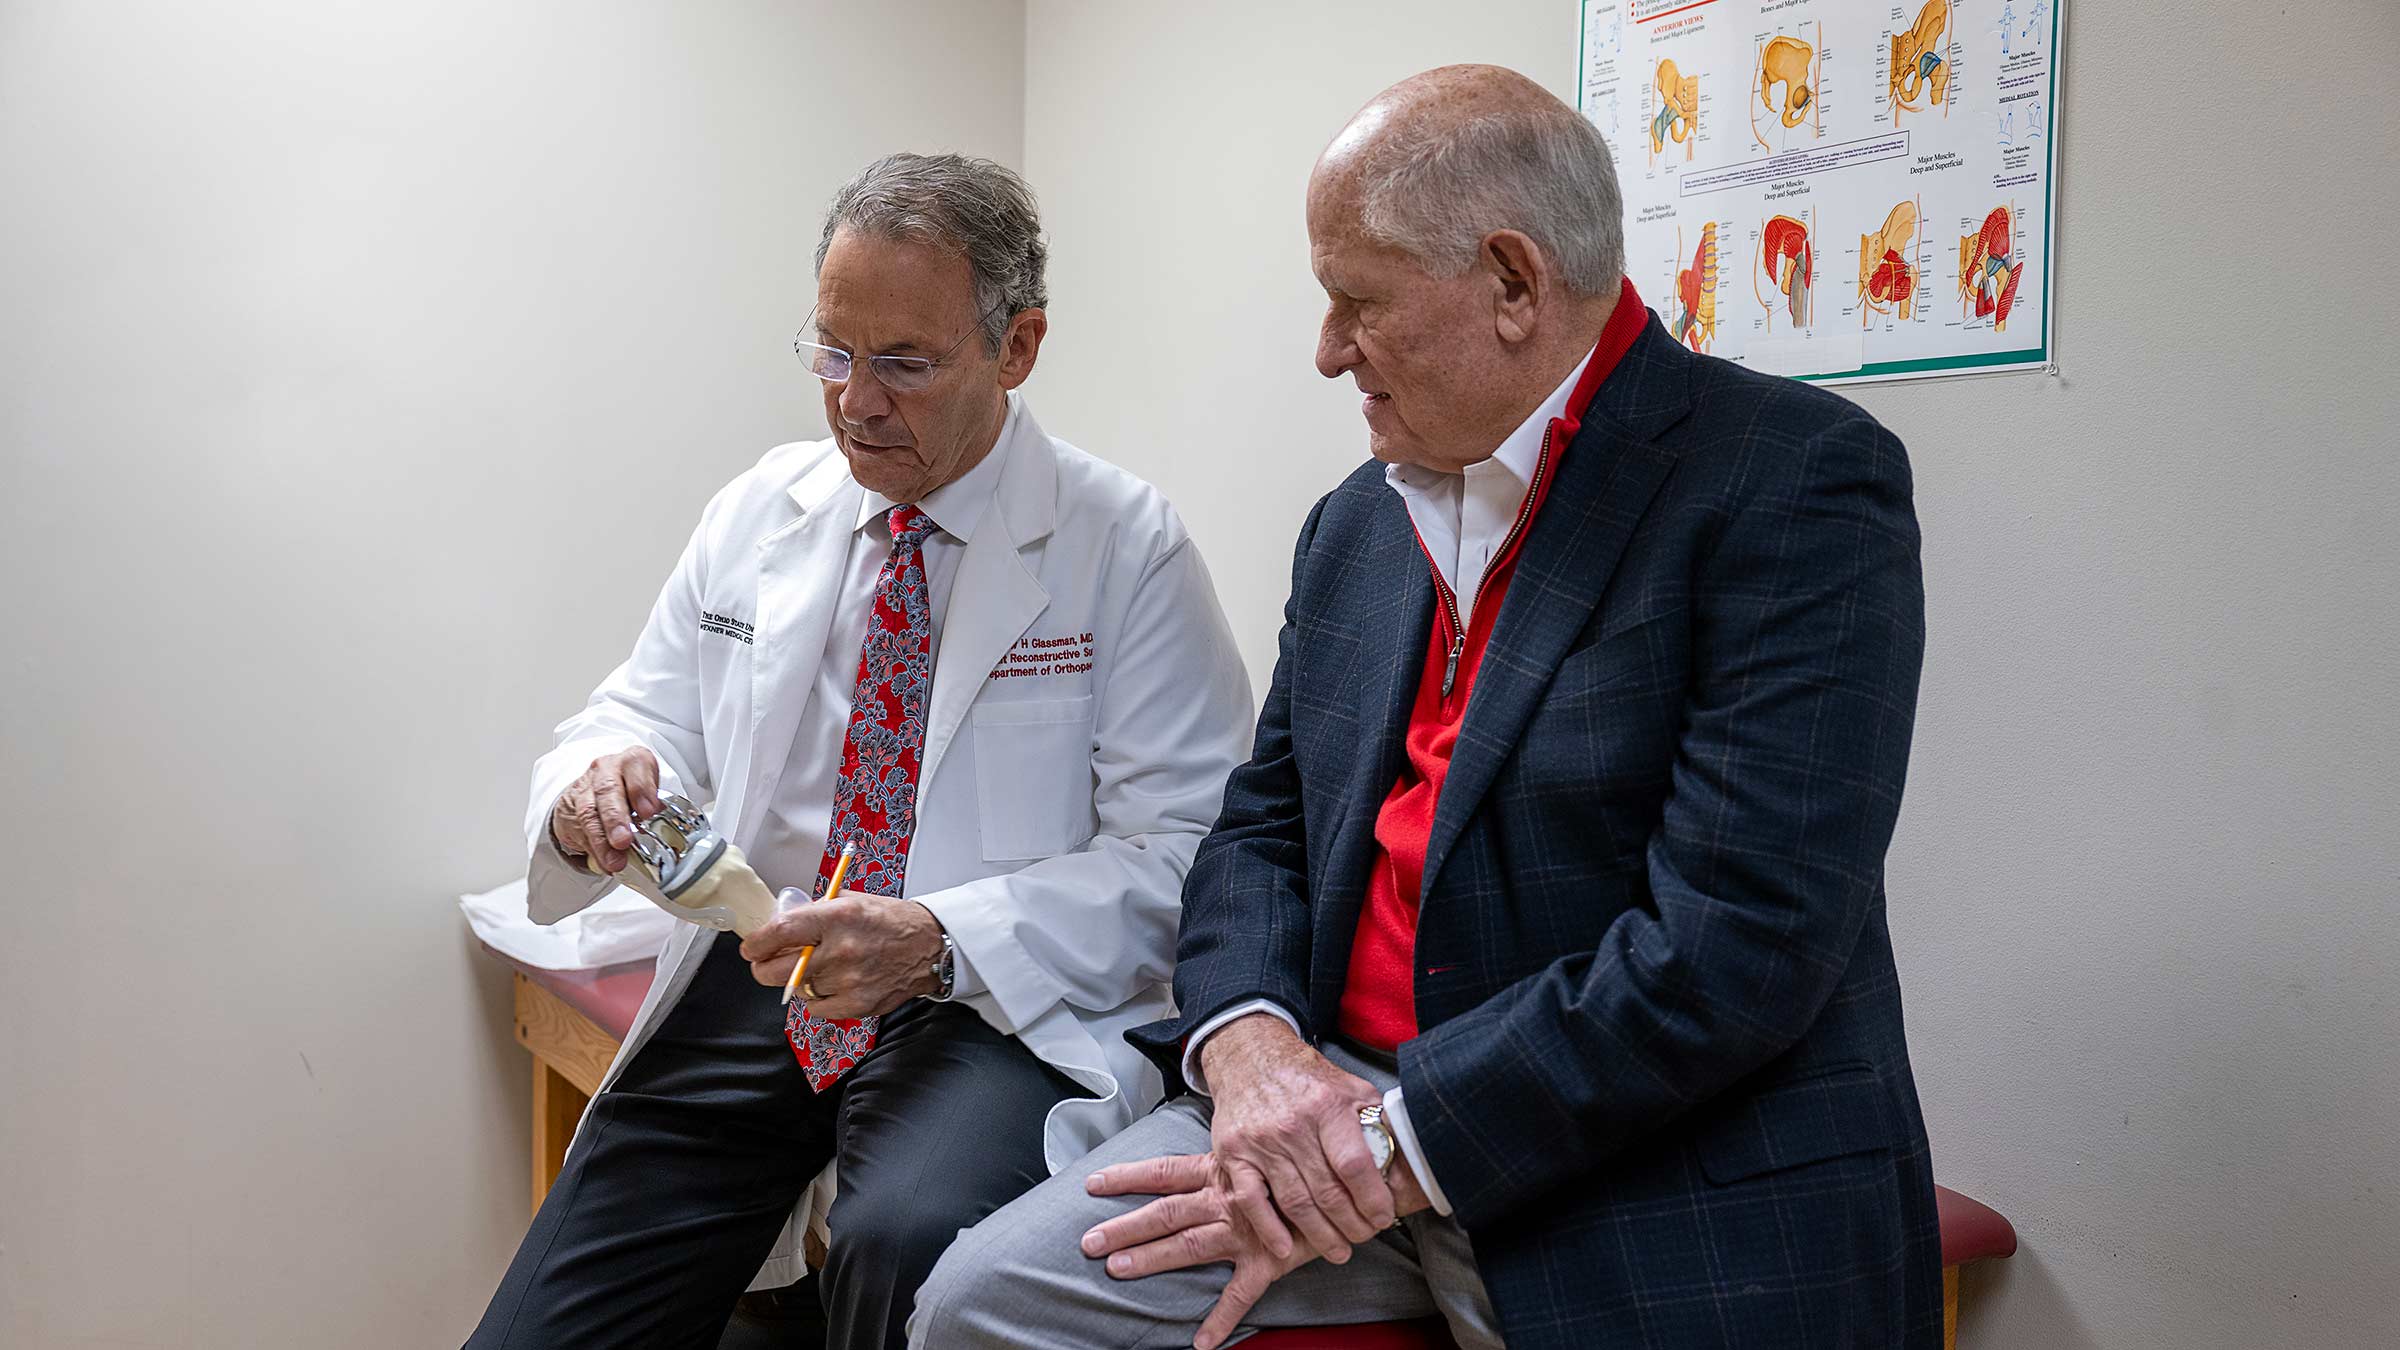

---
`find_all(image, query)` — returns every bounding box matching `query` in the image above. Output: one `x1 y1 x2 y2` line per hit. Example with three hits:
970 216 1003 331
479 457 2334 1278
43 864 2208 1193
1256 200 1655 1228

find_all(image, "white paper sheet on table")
459 877 675 971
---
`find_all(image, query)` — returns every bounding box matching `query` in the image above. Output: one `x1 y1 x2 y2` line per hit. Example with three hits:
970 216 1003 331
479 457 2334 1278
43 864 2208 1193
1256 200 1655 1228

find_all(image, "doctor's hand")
550 747 663 875
1196 1014 1395 1267
738 893 946 1019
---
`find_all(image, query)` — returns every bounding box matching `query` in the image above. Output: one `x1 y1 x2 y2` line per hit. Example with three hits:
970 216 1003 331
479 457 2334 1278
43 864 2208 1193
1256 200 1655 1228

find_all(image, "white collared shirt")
1180 348 1601 1217
1382 346 1598 630
743 397 1021 997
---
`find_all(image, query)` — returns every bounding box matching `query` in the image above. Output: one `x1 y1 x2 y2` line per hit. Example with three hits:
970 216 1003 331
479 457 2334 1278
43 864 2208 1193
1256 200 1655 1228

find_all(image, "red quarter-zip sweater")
1337 280 1648 1054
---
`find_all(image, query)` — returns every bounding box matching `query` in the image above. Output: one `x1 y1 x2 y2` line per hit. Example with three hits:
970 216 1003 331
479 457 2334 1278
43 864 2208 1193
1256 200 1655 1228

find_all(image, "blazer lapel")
740 454 859 847
1328 491 1434 886
919 407 1057 795
1417 320 1692 897
1308 489 1434 1022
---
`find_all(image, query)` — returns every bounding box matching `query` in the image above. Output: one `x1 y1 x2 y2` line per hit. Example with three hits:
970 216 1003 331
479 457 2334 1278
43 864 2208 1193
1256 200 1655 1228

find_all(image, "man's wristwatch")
1357 1102 1395 1177
928 930 958 1002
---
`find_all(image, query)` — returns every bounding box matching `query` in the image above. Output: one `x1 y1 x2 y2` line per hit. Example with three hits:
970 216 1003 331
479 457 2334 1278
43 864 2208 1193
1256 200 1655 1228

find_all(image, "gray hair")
815 152 1049 351
1354 108 1625 296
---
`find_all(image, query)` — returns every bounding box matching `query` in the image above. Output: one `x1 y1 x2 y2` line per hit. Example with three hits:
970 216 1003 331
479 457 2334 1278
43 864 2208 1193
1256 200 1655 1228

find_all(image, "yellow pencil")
782 841 854 1006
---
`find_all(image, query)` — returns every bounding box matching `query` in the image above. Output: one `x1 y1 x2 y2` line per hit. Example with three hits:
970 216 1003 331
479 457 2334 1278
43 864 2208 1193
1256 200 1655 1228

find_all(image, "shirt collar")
854 391 1020 541
1383 344 1599 500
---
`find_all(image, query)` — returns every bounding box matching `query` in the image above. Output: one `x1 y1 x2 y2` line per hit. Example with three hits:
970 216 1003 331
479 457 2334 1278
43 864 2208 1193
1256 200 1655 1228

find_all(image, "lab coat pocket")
970 696 1098 862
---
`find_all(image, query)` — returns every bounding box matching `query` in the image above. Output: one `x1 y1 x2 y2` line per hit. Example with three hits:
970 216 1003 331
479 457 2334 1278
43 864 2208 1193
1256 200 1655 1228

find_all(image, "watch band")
929 930 958 1002
1357 1102 1395 1177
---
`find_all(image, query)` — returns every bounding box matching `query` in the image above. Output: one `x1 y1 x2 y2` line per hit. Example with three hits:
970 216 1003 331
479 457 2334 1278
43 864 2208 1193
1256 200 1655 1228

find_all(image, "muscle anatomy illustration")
1753 35 1819 148
1859 201 1920 326
1958 206 2023 331
1890 0 1952 119
1673 223 1720 352
1757 214 1814 331
1651 59 1699 161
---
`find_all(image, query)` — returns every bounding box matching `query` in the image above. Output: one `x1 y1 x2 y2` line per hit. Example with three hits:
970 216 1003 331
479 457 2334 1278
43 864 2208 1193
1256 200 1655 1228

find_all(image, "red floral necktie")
786 503 935 1091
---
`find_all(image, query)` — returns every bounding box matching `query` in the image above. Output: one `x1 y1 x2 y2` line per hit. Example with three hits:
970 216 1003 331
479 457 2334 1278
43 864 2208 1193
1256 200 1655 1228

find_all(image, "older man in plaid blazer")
911 64 1941 1350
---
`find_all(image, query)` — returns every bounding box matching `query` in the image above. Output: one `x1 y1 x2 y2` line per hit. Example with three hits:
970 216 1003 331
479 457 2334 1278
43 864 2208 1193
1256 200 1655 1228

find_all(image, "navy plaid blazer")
1131 314 1943 1348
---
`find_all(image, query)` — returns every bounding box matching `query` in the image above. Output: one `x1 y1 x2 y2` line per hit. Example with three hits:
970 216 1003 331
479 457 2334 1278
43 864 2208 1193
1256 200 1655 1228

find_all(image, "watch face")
1364 1122 1394 1172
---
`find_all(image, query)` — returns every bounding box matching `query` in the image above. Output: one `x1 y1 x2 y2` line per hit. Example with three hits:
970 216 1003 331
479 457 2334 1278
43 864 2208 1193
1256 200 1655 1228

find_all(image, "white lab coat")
521 395 1253 1290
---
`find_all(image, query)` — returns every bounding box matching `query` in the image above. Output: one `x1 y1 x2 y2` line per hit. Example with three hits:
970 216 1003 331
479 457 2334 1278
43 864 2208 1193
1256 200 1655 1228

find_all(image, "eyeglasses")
793 301 1005 394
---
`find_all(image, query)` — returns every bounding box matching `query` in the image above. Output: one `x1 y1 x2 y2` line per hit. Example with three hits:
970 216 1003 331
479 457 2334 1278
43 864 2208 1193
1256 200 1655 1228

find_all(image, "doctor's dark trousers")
465 935 1080 1350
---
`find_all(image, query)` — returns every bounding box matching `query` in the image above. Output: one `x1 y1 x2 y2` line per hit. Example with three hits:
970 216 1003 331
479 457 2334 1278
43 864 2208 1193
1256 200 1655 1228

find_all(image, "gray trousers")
908 1044 1501 1349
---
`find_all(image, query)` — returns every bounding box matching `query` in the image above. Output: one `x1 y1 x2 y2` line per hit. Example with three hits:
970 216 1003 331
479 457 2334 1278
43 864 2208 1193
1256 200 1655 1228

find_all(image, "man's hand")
1196 1013 1394 1266
737 894 944 1019
1080 1150 1436 1350
1082 1152 1313 1350
550 747 663 875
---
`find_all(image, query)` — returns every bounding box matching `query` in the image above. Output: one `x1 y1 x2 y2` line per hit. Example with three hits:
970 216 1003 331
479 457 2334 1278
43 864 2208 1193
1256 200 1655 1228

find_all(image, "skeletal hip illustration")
1651 59 1699 159
1759 37 1815 129
1674 222 1719 352
1759 214 1814 331
1958 207 2023 332
1859 201 1920 325
1890 1 1952 116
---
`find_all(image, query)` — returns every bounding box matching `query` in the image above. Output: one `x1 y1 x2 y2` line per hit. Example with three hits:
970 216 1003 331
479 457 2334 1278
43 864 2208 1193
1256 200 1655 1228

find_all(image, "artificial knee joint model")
626 795 778 936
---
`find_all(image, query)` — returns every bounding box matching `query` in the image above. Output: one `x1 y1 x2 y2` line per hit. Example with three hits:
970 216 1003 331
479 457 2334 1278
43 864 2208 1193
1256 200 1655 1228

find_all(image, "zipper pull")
1442 629 1464 699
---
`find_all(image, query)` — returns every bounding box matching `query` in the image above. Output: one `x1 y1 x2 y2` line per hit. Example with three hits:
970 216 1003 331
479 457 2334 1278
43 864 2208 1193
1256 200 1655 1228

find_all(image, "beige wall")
1024 2 2400 1347
5 2 2396 1346
0 2 1021 1344
1024 3 1590 696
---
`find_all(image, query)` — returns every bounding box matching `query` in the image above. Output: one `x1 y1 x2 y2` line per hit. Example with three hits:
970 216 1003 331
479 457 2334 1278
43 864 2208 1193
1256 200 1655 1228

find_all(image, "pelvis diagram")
1890 0 1952 120
1758 214 1814 331
1753 34 1820 149
1858 201 1920 326
1651 59 1699 161
1673 223 1720 353
1958 207 2023 331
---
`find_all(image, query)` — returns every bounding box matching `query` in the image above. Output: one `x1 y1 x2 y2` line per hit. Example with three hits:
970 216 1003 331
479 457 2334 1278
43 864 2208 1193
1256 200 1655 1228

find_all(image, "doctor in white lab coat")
466 153 1254 1350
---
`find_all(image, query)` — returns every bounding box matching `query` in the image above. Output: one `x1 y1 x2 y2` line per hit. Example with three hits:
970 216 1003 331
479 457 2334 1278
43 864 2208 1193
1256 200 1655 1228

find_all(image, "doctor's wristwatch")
927 930 958 1002
1357 1102 1396 1177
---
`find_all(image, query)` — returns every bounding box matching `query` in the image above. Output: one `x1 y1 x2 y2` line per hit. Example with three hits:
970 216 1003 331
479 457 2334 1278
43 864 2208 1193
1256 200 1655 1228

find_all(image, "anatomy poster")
1578 0 2062 383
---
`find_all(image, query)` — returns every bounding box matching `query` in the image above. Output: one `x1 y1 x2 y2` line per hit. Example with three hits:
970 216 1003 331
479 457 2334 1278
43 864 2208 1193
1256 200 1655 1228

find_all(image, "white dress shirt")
1181 348 1600 1217
743 399 1022 998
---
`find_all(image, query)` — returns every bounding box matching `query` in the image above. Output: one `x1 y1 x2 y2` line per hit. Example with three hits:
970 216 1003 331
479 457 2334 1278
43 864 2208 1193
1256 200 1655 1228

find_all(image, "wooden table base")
513 972 620 1214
